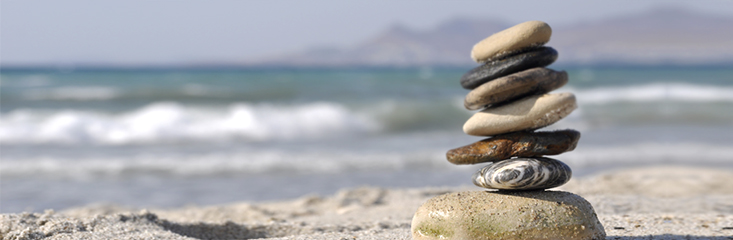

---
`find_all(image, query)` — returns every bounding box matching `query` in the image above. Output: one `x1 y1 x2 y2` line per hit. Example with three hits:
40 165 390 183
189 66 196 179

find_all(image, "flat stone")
472 157 572 190
411 190 605 240
464 67 568 110
463 92 576 136
471 20 552 63
460 47 558 90
446 130 580 165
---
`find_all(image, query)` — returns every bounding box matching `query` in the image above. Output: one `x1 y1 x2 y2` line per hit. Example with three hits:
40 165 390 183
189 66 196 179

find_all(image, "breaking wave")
573 83 733 104
0 102 380 145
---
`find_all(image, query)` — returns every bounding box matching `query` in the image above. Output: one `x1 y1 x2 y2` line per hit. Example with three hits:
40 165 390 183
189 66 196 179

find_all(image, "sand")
2 165 733 240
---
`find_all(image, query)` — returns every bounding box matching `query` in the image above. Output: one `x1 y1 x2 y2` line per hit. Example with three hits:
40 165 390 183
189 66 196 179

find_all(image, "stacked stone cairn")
411 21 606 240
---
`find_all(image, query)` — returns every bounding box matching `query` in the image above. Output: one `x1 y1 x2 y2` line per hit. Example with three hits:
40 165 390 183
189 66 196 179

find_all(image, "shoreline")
2 166 733 239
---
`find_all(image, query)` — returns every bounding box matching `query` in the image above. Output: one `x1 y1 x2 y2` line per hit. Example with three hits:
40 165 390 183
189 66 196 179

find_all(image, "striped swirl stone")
472 157 571 190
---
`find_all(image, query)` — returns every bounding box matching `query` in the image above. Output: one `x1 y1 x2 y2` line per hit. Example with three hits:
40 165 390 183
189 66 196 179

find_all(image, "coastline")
2 165 732 239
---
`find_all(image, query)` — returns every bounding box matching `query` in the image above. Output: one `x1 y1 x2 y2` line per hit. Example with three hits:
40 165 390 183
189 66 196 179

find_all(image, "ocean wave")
0 149 452 179
4 83 733 146
22 86 122 101
573 83 733 104
1 142 731 179
0 74 52 87
14 84 238 102
0 102 380 145
561 142 733 168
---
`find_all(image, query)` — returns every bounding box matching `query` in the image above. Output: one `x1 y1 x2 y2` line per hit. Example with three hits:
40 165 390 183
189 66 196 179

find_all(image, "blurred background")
2 0 732 213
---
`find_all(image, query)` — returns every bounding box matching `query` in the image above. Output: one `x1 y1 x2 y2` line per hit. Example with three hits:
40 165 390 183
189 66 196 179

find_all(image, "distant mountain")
253 7 733 67
254 18 511 67
553 7 733 65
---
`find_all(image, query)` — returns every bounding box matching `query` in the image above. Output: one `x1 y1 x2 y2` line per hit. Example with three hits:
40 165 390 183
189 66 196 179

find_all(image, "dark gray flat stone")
460 47 558 90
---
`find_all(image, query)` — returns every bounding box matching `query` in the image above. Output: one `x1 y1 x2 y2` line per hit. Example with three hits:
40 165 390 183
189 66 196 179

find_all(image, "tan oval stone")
463 93 577 136
471 21 552 63
411 190 605 240
464 67 568 110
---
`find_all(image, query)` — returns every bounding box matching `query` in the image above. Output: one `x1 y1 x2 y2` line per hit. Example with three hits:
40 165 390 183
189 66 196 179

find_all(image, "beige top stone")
463 92 576 136
471 21 552 63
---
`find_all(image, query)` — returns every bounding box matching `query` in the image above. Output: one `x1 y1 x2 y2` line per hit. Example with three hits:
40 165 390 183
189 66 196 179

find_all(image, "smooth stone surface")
471 20 552 63
463 92 576 136
460 47 558 90
446 129 580 165
411 190 605 240
472 157 572 190
464 67 568 110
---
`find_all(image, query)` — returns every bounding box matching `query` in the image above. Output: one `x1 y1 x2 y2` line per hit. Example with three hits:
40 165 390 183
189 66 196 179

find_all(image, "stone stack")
412 21 605 239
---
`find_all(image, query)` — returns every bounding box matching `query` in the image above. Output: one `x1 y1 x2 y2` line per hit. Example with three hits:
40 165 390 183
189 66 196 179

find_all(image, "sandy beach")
4 1 733 239
2 165 732 240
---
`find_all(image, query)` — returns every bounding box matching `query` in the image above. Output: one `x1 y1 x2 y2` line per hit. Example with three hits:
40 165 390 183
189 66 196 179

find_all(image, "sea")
1 66 732 213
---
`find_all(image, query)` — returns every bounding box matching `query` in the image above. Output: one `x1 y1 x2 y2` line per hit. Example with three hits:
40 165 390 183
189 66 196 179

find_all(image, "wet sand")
2 166 732 239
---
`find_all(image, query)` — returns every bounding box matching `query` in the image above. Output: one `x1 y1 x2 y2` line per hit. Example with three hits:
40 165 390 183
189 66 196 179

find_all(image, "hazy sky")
3 0 733 66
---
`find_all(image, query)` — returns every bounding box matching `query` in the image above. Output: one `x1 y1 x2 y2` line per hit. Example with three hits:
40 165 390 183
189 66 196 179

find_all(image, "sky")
3 0 733 66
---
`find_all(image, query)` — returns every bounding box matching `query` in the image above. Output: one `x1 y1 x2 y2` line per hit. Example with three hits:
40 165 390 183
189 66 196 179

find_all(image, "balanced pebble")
414 20 606 240
471 20 552 63
411 190 606 240
446 129 580 165
464 67 568 110
472 157 571 190
463 92 576 136
460 47 558 89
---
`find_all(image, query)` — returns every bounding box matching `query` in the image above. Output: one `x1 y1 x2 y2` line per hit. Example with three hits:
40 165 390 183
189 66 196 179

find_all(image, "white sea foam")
573 83 733 104
0 102 380 145
22 86 122 101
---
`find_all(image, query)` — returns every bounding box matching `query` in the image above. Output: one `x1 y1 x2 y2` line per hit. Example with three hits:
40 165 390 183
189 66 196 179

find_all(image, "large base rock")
411 190 605 240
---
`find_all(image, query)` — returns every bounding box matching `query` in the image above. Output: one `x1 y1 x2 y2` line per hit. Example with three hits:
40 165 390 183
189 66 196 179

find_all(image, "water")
2 66 732 213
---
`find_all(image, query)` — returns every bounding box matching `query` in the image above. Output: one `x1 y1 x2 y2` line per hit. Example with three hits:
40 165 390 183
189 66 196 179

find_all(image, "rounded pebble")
464 67 568 110
472 157 572 190
463 92 576 136
471 20 552 63
446 129 580 165
411 190 606 240
460 47 558 90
